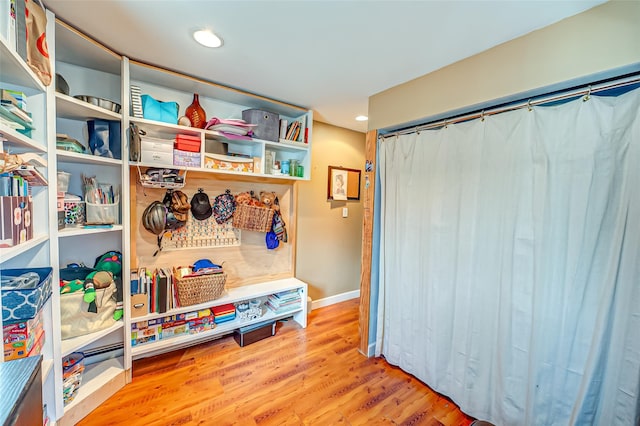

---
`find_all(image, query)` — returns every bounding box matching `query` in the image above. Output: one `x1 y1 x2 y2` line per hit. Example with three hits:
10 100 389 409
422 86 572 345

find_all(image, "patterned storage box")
64 200 85 225
1 267 53 323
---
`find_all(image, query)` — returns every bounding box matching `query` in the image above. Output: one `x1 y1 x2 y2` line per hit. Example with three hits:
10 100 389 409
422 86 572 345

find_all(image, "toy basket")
174 268 226 307
233 204 274 232
62 352 85 406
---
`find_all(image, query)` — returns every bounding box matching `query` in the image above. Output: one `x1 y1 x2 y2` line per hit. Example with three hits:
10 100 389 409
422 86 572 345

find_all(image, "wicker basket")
233 204 274 232
174 268 226 306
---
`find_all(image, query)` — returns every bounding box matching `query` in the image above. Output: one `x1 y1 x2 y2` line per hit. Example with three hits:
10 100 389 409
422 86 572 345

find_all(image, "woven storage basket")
233 204 274 232
174 268 226 306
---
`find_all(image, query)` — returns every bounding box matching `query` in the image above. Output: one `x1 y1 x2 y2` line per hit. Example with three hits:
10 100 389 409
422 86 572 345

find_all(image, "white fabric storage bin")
85 201 119 224
141 150 174 165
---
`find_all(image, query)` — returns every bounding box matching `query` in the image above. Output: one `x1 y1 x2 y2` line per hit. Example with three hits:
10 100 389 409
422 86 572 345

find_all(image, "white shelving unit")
131 278 307 359
0 12 56 425
128 60 313 181
3 9 313 425
51 18 130 426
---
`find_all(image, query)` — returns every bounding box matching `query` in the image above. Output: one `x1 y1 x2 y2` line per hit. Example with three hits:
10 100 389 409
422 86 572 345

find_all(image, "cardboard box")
0 196 32 247
204 153 254 173
233 321 275 347
130 293 148 318
173 149 201 167
3 309 43 343
4 327 44 361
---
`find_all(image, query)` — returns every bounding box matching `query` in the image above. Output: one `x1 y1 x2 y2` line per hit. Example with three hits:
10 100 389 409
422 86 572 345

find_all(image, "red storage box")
175 134 201 152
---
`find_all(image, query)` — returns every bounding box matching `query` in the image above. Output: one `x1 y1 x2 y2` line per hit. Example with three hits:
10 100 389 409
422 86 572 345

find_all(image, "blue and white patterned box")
1 267 53 323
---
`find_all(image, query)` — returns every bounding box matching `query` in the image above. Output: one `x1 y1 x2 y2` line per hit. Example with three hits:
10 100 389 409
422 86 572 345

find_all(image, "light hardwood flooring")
77 299 474 426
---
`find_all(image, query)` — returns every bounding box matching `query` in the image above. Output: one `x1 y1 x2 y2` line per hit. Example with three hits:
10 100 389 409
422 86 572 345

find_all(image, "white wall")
369 0 640 131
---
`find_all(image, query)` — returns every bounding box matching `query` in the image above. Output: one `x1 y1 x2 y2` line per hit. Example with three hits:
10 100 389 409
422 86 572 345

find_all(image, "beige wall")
296 122 365 301
369 0 640 131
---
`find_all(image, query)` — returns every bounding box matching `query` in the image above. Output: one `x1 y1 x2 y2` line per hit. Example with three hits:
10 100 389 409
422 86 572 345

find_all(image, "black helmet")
142 201 166 236
191 188 213 221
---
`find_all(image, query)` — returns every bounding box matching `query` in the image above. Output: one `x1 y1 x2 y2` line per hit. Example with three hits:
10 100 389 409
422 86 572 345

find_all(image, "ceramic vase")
185 93 206 128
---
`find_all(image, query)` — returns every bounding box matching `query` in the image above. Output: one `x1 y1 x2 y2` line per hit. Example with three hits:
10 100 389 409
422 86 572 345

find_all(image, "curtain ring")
480 110 485 122
583 85 592 102
527 100 533 111
443 119 448 129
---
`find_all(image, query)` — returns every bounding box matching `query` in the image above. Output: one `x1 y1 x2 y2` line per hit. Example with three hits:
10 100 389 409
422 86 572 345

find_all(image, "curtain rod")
381 75 640 140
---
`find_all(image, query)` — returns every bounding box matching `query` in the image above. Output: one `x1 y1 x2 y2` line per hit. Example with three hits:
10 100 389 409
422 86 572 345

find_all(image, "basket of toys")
233 204 274 232
173 267 226 307
62 352 85 405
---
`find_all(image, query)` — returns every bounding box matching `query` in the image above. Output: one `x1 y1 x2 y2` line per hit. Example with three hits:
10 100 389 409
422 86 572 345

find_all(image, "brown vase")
185 93 206 129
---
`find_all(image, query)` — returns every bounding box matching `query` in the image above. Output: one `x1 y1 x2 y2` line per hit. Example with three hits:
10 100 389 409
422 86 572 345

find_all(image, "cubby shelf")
56 150 123 166
132 307 302 359
62 356 126 420
58 225 123 238
55 93 122 121
0 234 49 263
61 322 125 358
0 36 46 92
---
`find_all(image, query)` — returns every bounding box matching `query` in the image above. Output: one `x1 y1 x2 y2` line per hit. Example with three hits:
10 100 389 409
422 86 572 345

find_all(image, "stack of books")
212 303 236 324
0 89 33 133
266 289 301 314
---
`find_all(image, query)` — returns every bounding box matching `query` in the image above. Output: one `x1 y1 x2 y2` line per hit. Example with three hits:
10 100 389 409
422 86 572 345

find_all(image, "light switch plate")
342 207 348 218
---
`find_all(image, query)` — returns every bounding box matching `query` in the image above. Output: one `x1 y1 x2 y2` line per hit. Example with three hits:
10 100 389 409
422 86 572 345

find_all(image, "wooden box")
233 320 275 347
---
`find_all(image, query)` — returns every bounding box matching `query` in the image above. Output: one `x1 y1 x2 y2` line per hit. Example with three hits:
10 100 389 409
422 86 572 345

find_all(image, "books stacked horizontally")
266 289 301 314
212 303 236 324
0 89 34 135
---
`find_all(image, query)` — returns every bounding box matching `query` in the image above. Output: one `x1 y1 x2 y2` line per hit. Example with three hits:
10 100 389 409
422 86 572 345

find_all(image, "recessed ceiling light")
193 29 223 48
355 115 368 122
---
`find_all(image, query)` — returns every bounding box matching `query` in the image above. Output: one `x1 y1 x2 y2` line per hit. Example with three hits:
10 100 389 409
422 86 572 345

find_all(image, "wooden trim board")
359 130 377 356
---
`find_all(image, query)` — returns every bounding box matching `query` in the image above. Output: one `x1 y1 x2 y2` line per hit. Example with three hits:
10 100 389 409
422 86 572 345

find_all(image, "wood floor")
77 299 475 426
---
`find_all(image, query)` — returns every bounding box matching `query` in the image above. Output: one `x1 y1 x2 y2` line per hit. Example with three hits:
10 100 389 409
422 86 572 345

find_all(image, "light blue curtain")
375 87 640 425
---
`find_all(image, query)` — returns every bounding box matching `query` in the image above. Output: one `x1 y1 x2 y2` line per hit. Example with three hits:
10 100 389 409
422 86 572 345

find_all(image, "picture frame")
327 166 361 201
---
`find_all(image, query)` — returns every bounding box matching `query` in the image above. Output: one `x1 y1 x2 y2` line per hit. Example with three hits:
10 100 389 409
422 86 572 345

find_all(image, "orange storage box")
174 134 201 153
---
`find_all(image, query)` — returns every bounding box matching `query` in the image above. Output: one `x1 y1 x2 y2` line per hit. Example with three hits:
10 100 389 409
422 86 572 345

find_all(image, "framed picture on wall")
327 166 361 201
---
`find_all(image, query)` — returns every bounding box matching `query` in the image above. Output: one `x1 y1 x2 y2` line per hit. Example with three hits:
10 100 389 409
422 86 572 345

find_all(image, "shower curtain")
375 88 640 425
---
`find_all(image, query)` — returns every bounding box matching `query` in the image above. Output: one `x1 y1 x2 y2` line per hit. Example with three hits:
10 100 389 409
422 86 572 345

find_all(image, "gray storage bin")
242 109 279 142
205 140 229 155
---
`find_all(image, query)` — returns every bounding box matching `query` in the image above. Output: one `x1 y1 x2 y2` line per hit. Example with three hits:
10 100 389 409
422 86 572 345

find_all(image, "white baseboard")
367 342 375 357
310 289 360 311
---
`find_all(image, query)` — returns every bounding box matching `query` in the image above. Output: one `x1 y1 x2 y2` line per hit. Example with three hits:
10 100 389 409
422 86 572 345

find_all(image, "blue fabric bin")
1 267 53 323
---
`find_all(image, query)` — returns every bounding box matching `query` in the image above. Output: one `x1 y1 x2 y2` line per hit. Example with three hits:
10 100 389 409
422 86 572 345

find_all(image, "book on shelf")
0 115 24 131
279 119 288 139
157 268 168 314
1 103 32 123
285 120 298 140
13 165 47 186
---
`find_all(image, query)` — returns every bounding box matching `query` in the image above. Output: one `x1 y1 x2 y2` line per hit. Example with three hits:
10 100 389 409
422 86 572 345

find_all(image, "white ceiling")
42 0 606 133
